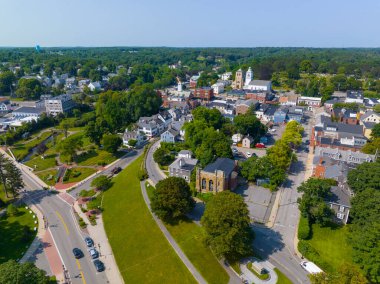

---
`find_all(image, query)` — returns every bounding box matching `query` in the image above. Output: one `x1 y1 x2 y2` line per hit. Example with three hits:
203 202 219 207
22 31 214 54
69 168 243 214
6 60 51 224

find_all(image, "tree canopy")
0 260 53 284
347 161 380 193
201 191 253 259
151 177 195 222
102 134 122 153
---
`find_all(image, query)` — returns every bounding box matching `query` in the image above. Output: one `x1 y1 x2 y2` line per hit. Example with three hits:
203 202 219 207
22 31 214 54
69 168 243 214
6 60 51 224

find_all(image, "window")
209 180 214 191
201 179 206 190
339 206 345 212
337 213 345 220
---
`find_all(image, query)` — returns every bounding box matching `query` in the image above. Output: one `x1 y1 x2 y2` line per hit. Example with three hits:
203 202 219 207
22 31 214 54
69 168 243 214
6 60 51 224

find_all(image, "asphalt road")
21 169 108 284
145 141 167 185
252 113 315 284
69 148 143 197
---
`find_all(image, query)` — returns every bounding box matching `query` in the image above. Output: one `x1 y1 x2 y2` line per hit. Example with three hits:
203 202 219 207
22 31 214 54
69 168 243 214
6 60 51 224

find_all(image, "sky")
0 0 379 47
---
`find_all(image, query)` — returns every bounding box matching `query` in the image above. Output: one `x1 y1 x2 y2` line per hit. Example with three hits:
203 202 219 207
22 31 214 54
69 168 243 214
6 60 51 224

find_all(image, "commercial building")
45 94 75 116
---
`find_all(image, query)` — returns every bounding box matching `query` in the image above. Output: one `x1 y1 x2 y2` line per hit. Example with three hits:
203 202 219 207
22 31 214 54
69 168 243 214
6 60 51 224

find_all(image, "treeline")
240 120 304 190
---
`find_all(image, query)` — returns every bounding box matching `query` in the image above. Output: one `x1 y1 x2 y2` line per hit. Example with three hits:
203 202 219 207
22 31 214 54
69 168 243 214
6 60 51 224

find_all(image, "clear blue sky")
1 0 379 47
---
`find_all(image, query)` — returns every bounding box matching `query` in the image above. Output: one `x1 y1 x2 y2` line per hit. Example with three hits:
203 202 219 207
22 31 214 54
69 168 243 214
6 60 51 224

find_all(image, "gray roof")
322 120 364 135
236 99 258 107
13 106 45 115
178 150 193 156
249 80 271 86
203 158 236 175
360 110 379 121
314 146 377 163
165 128 180 137
171 120 185 132
327 186 351 207
169 157 198 171
362 121 377 129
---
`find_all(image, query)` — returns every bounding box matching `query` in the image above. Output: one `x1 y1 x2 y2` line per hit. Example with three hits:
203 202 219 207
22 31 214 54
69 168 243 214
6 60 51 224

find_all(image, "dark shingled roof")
327 186 351 207
203 158 235 175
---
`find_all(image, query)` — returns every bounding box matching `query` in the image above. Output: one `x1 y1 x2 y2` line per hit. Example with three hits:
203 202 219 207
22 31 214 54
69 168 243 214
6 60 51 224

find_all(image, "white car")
246 152 252 158
270 128 276 132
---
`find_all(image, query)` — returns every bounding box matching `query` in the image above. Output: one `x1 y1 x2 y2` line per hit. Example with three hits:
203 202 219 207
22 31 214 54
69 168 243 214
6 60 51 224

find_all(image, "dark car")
93 259 105 272
111 167 122 175
84 237 94 247
72 248 83 259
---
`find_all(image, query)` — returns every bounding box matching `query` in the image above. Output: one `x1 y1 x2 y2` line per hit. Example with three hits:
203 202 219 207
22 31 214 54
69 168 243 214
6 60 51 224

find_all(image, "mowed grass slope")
102 156 196 284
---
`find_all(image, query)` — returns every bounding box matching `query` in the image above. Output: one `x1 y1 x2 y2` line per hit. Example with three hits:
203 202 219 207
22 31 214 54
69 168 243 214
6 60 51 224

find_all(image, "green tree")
201 191 253 259
347 161 380 193
59 120 71 138
0 260 53 284
7 204 19 216
57 135 83 162
153 147 174 166
91 175 112 191
84 121 102 145
4 162 24 198
102 134 122 153
15 78 44 100
370 123 380 139
0 71 16 94
300 60 313 73
310 264 368 284
233 113 266 140
151 177 195 222
361 137 380 154
128 139 137 147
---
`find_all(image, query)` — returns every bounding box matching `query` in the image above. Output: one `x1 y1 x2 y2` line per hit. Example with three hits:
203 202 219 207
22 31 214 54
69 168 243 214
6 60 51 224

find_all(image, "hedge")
298 215 311 240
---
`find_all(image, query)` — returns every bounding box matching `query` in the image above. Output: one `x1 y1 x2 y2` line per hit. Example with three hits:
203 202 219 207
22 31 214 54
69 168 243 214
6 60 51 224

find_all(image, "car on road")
72 248 84 259
232 148 238 154
246 152 252 158
89 248 99 259
111 167 122 175
93 259 105 272
84 237 94 247
270 128 276 132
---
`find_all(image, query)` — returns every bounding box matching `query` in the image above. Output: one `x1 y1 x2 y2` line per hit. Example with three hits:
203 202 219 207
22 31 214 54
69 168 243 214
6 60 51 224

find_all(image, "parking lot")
235 183 277 223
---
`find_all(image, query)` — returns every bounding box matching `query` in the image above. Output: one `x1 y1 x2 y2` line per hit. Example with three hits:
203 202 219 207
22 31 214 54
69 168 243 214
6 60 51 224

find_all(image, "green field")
102 156 196 283
304 223 355 272
0 207 37 263
24 154 57 171
76 149 123 166
36 169 58 186
274 268 292 284
146 183 229 284
63 167 96 183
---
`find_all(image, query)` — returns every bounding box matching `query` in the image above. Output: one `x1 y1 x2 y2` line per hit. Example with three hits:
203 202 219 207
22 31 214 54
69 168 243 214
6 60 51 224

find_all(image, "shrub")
7 204 19 216
88 214 97 226
298 215 311 240
78 217 87 228
138 168 148 181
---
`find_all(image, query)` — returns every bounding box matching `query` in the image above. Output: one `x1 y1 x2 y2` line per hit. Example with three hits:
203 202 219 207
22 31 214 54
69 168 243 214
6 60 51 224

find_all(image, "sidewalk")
74 201 124 284
140 181 207 284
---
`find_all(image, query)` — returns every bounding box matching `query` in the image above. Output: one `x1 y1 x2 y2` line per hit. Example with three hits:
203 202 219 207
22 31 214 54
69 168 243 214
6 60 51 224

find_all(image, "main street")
13 148 142 283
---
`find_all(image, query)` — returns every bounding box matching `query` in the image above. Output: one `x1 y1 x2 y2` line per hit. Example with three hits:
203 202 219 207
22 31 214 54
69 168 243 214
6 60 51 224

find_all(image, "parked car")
93 259 105 272
84 237 94 247
246 152 252 158
232 148 238 154
72 248 83 259
89 248 99 259
255 143 266 148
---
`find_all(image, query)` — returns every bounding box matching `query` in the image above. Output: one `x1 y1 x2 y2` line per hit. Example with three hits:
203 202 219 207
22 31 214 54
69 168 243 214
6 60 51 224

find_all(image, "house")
297 96 322 108
160 128 180 143
279 93 299 106
211 82 225 95
138 115 165 137
244 80 271 92
324 97 345 110
242 136 254 148
245 91 272 103
274 107 289 124
171 120 185 140
287 106 305 123
123 130 145 147
169 157 198 183
189 75 200 88
88 81 101 91
345 91 364 104
207 100 235 115
158 110 173 128
363 97 380 109
44 94 75 116
178 150 193 159
235 99 259 115
331 108 359 125
232 133 243 144
195 158 238 193
360 110 380 124
327 186 351 224
168 108 183 121
260 105 278 122
225 89 247 99
314 146 377 164
220 72 232 80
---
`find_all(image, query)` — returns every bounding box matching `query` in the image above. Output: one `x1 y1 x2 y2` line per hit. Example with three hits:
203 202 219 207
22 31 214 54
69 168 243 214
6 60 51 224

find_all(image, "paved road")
21 171 108 284
69 149 143 197
252 113 315 284
145 141 167 185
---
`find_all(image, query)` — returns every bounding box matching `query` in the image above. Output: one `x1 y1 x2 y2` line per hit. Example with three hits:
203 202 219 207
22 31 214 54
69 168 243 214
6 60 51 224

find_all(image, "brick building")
193 87 214 101
195 158 238 194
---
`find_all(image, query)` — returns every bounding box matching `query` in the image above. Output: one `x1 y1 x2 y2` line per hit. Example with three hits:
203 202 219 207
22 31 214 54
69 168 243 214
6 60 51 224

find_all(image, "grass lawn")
103 156 196 284
76 150 123 166
0 188 14 209
146 183 229 284
274 268 292 284
36 169 58 186
304 223 355 273
63 167 96 184
0 207 37 263
24 154 57 171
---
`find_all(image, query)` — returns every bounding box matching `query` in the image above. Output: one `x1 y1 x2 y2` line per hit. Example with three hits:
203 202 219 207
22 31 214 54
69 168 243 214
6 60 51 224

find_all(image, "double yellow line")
55 211 87 284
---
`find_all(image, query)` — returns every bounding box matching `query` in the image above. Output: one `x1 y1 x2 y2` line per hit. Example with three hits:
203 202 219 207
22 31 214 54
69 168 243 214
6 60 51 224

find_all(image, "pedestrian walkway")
140 181 207 284
74 201 124 284
240 258 278 284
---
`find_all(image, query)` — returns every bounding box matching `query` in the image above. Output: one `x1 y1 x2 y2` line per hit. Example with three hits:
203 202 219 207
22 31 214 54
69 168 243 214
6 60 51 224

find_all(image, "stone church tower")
234 69 244 89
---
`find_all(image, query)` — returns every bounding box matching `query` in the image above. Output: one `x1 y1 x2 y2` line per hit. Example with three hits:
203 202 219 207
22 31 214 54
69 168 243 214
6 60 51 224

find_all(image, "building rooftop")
327 186 351 207
170 157 198 171
13 106 45 115
248 80 271 86
203 158 236 175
